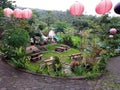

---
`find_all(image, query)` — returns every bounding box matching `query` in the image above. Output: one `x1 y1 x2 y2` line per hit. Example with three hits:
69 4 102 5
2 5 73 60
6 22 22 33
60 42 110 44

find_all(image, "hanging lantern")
109 35 113 39
22 9 32 19
13 8 23 18
95 0 112 14
69 1 84 16
3 8 13 17
110 28 117 34
114 2 120 14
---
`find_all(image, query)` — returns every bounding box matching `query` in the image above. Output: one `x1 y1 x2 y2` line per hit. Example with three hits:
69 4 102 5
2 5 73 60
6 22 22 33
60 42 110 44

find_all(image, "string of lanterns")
3 0 120 18
69 0 119 39
69 0 120 16
3 8 32 19
3 0 119 39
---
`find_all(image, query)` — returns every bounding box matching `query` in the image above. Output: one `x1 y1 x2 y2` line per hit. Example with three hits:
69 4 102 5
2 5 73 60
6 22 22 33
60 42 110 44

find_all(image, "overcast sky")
11 0 120 16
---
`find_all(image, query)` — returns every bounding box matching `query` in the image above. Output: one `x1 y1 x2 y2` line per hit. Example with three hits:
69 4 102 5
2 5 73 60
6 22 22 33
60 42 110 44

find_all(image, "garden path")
0 56 120 90
95 56 120 90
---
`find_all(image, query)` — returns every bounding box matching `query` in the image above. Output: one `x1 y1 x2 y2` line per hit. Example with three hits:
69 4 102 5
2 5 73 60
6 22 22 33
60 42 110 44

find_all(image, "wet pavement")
0 56 120 90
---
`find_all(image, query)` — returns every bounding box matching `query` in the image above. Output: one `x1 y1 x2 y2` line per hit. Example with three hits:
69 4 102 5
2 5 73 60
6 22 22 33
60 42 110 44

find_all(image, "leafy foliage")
53 21 67 34
52 56 62 72
0 0 15 9
3 28 30 48
0 45 15 60
11 47 29 69
38 21 47 30
62 35 74 47
1 7 120 77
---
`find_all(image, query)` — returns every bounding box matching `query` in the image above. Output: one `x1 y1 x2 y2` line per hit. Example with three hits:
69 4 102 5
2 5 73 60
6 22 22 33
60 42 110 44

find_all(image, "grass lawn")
42 44 80 63
27 43 80 72
27 35 81 73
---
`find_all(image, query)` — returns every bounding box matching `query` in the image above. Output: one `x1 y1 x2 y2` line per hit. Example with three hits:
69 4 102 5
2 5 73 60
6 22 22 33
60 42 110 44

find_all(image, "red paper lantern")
22 9 32 19
69 1 84 16
95 0 112 14
110 28 117 34
109 35 113 39
13 8 23 18
3 8 13 17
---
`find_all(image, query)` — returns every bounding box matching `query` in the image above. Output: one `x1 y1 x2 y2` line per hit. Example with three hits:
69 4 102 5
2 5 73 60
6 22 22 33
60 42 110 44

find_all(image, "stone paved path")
95 56 120 90
0 56 120 90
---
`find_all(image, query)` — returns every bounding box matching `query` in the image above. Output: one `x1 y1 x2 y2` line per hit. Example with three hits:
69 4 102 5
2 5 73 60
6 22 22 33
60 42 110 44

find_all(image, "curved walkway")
0 56 120 90
95 56 120 90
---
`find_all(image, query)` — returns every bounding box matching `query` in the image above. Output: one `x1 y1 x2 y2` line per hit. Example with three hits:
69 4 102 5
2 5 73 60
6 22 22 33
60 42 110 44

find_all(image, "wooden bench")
54 47 67 52
31 52 41 57
44 57 55 66
69 53 83 61
61 44 70 50
37 46 47 51
26 45 40 54
30 53 43 62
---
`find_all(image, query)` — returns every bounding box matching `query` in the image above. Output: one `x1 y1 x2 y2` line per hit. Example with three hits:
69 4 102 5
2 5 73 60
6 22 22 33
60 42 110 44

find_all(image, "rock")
63 64 72 74
63 68 72 74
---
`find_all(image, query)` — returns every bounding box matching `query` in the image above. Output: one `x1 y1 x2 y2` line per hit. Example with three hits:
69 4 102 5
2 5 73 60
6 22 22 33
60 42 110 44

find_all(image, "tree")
0 0 15 9
4 28 30 48
53 21 67 34
72 17 89 31
38 21 47 30
44 10 54 29
0 7 5 30
0 0 15 31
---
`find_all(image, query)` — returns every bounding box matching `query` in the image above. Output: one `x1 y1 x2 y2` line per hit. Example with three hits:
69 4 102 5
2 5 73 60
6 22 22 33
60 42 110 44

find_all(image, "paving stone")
0 88 7 90
25 88 32 90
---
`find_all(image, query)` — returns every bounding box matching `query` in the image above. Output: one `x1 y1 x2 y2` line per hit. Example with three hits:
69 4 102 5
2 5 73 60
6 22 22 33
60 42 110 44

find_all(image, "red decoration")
13 8 23 18
22 9 32 19
69 1 84 16
109 35 113 39
3 8 13 17
95 0 112 14
110 28 117 34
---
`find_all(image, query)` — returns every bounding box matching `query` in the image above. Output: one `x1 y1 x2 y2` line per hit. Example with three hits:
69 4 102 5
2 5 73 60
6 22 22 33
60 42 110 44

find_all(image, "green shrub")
62 35 74 47
52 56 62 72
3 28 30 48
11 56 29 69
0 46 29 69
0 45 15 60
11 47 29 69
